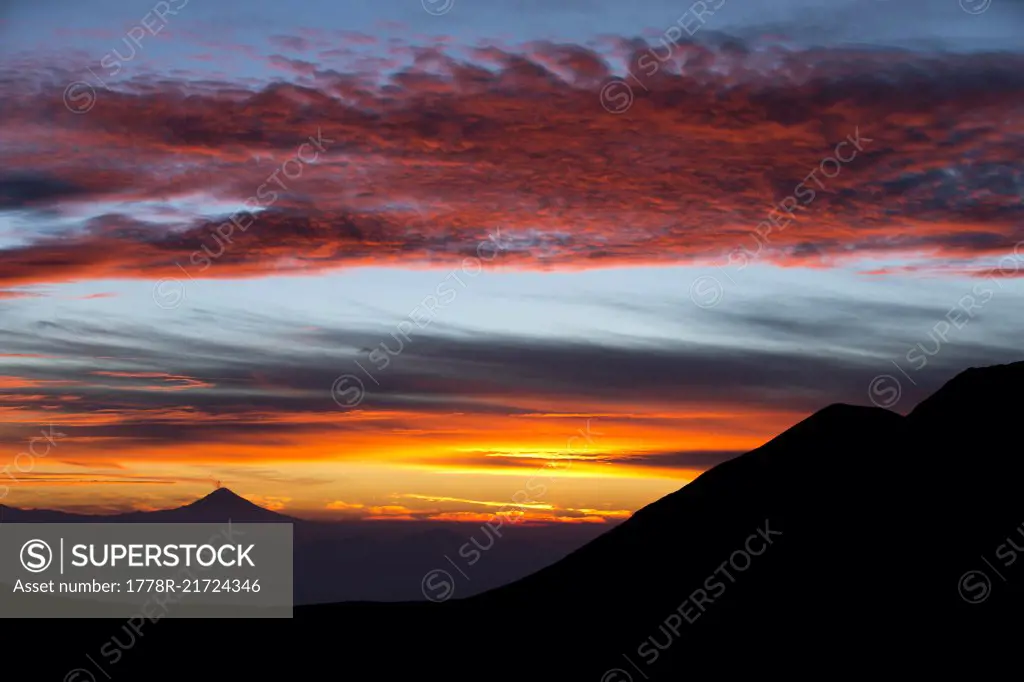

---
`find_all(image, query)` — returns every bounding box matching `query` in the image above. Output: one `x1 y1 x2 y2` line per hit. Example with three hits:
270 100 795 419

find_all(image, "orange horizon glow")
0 393 801 522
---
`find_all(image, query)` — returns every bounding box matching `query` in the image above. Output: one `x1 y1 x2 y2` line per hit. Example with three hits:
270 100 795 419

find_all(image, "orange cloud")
325 500 366 511
90 372 214 391
245 495 291 511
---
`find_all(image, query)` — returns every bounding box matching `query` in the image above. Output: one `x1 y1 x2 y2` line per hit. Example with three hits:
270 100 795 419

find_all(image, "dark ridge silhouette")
1 487 298 524
19 362 1024 680
1 488 607 604
116 487 298 523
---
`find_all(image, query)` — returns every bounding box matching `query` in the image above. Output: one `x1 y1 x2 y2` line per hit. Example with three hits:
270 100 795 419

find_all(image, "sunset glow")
1 0 1022 524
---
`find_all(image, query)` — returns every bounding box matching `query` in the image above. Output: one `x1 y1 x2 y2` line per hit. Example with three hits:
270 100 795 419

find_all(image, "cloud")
268 35 312 52
0 38 1021 289
89 372 214 391
325 501 418 519
0 300 1020 472
0 174 93 210
325 494 630 523
325 500 365 511
267 55 319 77
613 450 746 469
245 494 291 511
399 493 555 511
0 472 180 485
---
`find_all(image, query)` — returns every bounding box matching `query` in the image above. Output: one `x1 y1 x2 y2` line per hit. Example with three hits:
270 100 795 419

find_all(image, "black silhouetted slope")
903 361 1024 626
22 362 1024 681
460 402 921 677
321 361 1022 679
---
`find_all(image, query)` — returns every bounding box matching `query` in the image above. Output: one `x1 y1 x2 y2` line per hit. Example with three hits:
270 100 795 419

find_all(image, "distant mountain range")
0 486 296 524
1 485 607 605
20 362 1024 680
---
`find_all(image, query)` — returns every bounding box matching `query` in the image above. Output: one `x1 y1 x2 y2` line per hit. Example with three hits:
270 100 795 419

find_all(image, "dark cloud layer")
1 305 1019 465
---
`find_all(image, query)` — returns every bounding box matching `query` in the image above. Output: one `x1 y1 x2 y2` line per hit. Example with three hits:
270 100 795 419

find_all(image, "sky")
0 0 1022 520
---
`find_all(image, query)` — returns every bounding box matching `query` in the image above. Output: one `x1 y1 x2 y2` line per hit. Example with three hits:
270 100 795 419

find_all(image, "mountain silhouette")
1 487 604 604
21 362 1024 680
0 487 297 524
120 487 297 523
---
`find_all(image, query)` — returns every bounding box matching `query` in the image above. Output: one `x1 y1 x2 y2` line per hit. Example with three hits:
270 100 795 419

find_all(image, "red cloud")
0 40 1021 288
